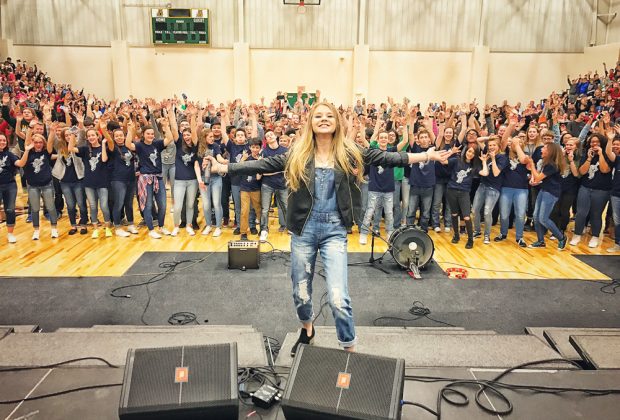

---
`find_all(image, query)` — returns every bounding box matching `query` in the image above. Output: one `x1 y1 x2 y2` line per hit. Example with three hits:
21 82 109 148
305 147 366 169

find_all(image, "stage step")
312 326 495 335
277 331 565 369
57 325 257 333
0 327 12 341
570 335 620 369
542 328 620 361
0 331 267 367
0 325 40 333
524 327 550 345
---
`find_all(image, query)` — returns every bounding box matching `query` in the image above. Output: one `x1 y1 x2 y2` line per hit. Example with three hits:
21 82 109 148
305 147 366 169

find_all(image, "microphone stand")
349 228 390 274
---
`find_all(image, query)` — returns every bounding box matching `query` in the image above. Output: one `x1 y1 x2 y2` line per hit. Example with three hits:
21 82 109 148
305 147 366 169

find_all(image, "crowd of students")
0 56 618 253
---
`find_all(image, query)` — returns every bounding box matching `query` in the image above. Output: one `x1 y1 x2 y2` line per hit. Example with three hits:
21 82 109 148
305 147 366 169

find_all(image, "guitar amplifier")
281 345 405 420
228 240 260 270
119 344 238 420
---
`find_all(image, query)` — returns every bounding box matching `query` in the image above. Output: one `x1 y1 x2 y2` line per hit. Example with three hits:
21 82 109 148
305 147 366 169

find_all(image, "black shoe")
558 235 567 250
233 227 240 235
192 222 200 231
517 238 527 248
290 327 315 357
494 234 507 242
451 235 460 244
250 227 258 235
68 227 78 235
465 239 474 249
529 241 546 248
79 227 88 235
240 234 248 240
346 227 353 234
473 231 482 239
179 222 187 228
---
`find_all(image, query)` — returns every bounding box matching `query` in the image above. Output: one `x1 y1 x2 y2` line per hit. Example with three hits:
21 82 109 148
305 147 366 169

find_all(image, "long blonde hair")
285 102 363 192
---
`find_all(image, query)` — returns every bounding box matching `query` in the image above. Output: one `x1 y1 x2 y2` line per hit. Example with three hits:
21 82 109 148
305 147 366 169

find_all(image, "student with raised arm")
205 102 450 356
171 108 198 236
125 113 175 239
195 128 223 237
605 126 620 253
0 133 20 243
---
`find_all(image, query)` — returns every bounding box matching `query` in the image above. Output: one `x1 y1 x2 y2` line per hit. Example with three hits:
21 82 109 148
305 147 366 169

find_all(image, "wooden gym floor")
0 182 615 279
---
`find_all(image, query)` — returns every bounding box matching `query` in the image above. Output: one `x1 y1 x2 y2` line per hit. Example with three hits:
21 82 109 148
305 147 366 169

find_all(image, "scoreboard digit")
151 9 210 45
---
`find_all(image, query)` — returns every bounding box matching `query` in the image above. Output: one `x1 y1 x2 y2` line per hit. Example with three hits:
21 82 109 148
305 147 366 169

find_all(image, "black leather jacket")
228 148 409 235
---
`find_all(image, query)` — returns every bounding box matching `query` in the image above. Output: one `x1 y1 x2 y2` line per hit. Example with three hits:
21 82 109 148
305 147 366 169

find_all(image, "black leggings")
446 188 471 218
550 191 575 233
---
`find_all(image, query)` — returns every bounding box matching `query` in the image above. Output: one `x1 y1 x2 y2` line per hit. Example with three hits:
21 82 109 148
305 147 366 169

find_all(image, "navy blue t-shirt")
481 153 507 191
369 146 396 193
175 139 198 181
24 149 53 187
540 164 561 197
408 144 436 188
109 145 135 182
261 145 287 190
240 155 261 192
502 154 529 190
447 158 475 192
434 144 452 181
134 140 165 175
0 150 18 184
226 142 250 186
612 156 620 198
580 153 612 191
59 154 79 184
76 145 109 189
560 162 580 194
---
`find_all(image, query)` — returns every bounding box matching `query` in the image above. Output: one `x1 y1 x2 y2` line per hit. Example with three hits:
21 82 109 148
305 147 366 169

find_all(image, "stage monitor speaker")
228 240 260 270
119 343 238 420
281 345 405 420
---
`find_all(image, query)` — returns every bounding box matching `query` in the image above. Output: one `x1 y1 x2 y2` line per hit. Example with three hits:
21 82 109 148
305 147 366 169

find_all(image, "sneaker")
473 231 482 239
186 226 195 236
549 235 557 241
170 207 174 213
529 241 546 248
160 227 171 236
51 228 59 238
250 227 258 235
290 327 315 357
121 218 129 226
91 229 100 239
32 230 39 240
191 222 200 231
80 227 88 235
26 214 32 223
465 239 473 249
588 236 600 248
444 227 451 233
607 244 620 253
516 238 527 248
558 235 567 250
202 226 212 236
105 227 113 238
68 227 78 235
347 227 353 234
213 228 222 237
240 233 248 241
359 234 368 245
278 226 287 233
260 230 268 242
170 227 179 237
179 222 187 229
115 228 130 237
451 234 460 244
7 233 16 243
222 218 229 227
149 230 162 239
232 223 238 230
127 225 139 234
233 227 240 235
434 226 441 233
494 234 507 242
569 234 582 246
484 235 490 244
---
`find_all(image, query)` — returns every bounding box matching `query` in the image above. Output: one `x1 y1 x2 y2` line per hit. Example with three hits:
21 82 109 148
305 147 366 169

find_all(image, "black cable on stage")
0 357 119 372
0 383 123 405
598 279 620 294
373 300 456 327
168 312 199 325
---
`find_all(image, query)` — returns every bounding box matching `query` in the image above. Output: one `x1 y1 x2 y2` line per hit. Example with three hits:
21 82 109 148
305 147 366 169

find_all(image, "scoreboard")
151 8 210 45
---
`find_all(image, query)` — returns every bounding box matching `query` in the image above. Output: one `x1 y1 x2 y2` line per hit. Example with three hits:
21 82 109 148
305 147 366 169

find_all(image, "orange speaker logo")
175 367 189 383
336 372 351 389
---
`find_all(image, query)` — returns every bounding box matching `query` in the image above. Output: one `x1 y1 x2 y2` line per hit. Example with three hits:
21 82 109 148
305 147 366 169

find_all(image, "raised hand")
480 152 489 162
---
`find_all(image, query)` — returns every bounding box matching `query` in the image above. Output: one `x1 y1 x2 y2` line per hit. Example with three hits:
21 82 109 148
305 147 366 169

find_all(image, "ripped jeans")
290 211 356 348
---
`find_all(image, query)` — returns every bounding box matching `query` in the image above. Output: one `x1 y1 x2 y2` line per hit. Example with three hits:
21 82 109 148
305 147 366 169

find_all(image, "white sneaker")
170 227 179 237
186 226 195 236
213 227 222 237
202 226 212 236
32 230 40 240
569 234 582 246
160 227 171 236
549 235 557 241
444 227 451 233
149 230 162 239
127 225 139 234
607 244 620 253
359 234 368 245
434 226 441 233
115 228 130 237
170 207 174 213
260 230 268 242
8 233 16 243
51 228 59 238
588 236 600 248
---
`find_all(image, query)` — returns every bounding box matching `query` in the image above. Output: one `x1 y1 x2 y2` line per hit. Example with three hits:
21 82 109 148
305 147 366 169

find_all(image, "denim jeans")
61 181 88 227
431 181 452 229
374 181 402 229
472 183 501 236
533 190 563 242
200 175 223 228
27 183 57 228
291 212 356 347
142 177 166 231
611 195 620 245
407 186 433 229
110 180 135 226
173 179 198 226
0 183 17 227
499 187 528 240
85 187 111 225
162 163 175 204
260 184 287 232
574 186 611 237
401 178 410 226
357 181 369 228
363 191 394 235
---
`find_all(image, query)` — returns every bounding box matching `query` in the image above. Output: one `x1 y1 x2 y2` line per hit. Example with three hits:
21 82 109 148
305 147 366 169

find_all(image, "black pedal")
228 240 260 270
251 384 280 409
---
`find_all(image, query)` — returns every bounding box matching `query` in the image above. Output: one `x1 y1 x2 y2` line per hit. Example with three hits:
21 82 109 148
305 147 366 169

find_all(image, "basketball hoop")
297 1 306 14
